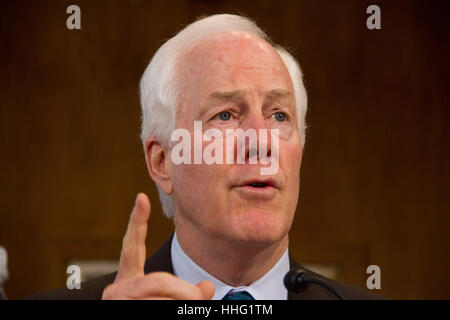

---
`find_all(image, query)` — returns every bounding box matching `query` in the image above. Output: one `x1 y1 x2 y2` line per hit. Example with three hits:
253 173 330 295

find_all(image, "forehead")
176 31 294 109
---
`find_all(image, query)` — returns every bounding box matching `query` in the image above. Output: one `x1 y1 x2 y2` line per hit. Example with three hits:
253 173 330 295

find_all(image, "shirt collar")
171 232 289 300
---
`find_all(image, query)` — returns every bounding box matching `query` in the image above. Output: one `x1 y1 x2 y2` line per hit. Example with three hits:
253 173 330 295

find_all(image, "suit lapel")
144 233 175 274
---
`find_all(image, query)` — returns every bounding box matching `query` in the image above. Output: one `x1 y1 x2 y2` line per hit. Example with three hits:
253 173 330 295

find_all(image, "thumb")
196 280 215 300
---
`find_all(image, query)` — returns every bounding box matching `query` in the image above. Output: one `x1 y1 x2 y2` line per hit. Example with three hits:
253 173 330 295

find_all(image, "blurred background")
0 0 449 299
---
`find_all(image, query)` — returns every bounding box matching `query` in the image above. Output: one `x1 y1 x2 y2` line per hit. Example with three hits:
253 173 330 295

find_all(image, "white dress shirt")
171 232 290 300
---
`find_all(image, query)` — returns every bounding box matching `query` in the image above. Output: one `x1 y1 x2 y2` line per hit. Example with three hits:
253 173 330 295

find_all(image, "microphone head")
0 246 8 284
283 269 310 293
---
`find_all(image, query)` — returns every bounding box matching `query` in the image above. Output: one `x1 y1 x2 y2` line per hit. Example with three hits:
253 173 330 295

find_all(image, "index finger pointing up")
116 193 151 280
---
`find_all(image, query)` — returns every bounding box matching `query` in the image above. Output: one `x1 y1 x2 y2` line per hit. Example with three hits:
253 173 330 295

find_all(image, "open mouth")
247 182 272 188
233 178 278 200
237 178 277 189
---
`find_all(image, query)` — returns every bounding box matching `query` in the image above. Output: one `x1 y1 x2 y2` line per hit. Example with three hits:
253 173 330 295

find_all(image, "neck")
174 223 289 287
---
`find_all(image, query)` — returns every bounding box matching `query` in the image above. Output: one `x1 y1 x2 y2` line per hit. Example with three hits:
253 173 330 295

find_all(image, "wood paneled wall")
0 0 448 299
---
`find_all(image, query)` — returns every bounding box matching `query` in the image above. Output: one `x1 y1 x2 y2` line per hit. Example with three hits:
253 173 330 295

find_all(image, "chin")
231 209 290 245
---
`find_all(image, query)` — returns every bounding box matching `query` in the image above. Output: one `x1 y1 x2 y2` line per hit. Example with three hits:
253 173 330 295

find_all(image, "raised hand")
102 193 215 300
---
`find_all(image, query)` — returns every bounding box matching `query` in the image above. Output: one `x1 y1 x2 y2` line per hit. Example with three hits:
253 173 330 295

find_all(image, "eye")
272 112 287 122
216 111 232 121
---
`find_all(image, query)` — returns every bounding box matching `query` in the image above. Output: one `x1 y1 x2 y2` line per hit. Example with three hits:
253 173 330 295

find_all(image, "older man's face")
169 32 302 246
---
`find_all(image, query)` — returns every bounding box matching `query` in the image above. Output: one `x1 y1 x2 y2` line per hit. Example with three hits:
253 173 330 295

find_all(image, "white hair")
139 14 307 219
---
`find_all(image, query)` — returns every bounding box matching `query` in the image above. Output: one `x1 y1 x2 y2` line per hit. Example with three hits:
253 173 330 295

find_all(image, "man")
28 14 382 300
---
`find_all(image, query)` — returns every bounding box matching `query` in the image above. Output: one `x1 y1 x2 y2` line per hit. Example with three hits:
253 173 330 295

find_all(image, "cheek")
171 164 209 222
171 163 228 210
281 139 302 172
172 164 210 194
280 142 302 196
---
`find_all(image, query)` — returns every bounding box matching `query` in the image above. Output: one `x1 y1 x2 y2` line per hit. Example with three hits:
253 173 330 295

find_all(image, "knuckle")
150 271 172 280
119 248 132 261
146 272 168 288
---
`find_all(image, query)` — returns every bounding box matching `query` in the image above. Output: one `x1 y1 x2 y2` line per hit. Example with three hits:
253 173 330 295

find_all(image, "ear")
145 138 173 195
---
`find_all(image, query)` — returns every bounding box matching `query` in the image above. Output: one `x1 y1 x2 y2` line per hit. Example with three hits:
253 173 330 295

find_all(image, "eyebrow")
210 90 243 101
266 89 293 100
209 89 293 101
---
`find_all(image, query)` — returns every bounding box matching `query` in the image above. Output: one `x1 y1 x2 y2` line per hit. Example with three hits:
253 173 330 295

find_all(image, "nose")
242 109 267 132
240 110 272 164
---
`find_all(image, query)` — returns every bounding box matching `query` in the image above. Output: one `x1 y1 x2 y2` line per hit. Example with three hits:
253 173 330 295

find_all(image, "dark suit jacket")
25 234 384 300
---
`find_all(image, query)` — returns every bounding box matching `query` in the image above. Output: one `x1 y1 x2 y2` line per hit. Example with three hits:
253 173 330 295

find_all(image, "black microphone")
284 268 344 300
